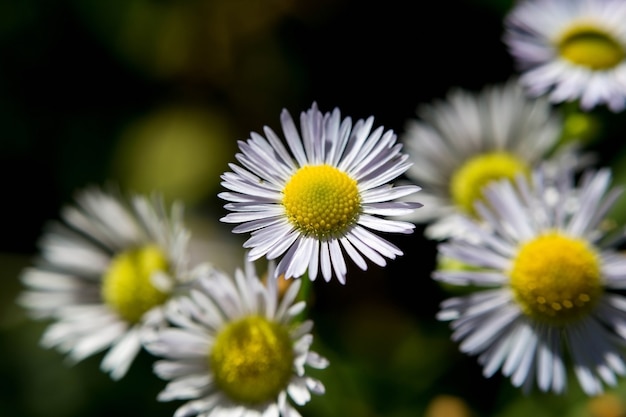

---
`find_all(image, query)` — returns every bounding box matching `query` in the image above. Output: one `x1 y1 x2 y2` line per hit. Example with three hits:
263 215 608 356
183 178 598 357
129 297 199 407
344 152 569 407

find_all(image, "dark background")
0 0 514 255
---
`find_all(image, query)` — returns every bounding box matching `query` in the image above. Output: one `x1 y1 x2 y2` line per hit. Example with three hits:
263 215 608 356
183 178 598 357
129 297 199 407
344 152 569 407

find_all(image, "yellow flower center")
101 245 170 323
450 152 528 216
558 24 625 70
210 315 294 404
510 232 603 326
282 164 361 238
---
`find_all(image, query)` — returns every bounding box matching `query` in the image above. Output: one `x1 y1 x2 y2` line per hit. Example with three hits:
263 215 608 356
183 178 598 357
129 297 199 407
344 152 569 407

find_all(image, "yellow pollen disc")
510 232 603 325
558 24 625 70
282 164 361 238
450 152 528 216
210 315 294 404
101 245 170 323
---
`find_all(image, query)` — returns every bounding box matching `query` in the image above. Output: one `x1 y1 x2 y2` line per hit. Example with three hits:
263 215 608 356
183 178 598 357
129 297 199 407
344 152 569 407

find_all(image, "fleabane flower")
144 259 329 417
18 187 191 380
504 0 626 112
401 79 574 240
434 167 626 395
219 102 422 284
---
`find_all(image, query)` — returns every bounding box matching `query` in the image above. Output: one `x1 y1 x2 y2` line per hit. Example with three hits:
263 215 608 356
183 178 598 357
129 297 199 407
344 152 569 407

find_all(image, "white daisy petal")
357 215 416 233
66 321 128 363
280 108 307 166
319 241 332 283
101 327 143 381
286 378 311 406
173 397 220 417
144 329 210 359
329 239 347 285
305 351 330 370
145 258 327 417
18 187 192 380
154 360 208 380
504 0 626 112
220 103 421 282
511 329 538 387
350 226 402 259
362 202 422 217
435 166 626 395
399 78 583 240
345 233 386 268
247 225 297 261
307 240 320 282
262 126 298 172
338 236 368 271
227 210 281 229
337 117 375 172
361 184 422 204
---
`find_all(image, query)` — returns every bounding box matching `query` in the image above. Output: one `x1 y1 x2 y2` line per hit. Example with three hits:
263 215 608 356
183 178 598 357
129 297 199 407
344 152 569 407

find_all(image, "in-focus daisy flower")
504 0 626 112
144 259 329 417
219 102 422 284
401 79 573 240
434 167 626 395
18 187 191 380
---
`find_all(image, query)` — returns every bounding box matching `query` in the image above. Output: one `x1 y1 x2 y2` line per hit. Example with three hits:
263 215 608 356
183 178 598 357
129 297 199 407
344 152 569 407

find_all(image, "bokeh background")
3 0 626 416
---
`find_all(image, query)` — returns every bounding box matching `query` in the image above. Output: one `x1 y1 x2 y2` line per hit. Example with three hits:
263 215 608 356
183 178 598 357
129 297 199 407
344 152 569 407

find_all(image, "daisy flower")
434 166 626 395
18 187 191 380
401 79 572 240
144 259 329 417
219 102 422 284
504 0 626 112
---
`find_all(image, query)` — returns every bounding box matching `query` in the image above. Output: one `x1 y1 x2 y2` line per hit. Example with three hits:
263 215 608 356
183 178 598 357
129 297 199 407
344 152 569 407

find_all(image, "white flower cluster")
16 2 626 416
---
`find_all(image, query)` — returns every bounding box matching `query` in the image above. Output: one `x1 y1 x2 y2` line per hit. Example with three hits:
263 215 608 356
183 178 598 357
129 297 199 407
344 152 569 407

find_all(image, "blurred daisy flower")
434 166 626 395
401 79 574 240
144 259 329 417
504 0 626 112
18 187 191 380
219 102 422 284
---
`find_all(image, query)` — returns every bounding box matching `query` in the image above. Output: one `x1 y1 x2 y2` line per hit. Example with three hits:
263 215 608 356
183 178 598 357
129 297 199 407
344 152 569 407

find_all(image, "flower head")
504 0 626 112
18 187 191 380
401 79 571 240
144 259 329 417
434 166 626 395
219 102 422 284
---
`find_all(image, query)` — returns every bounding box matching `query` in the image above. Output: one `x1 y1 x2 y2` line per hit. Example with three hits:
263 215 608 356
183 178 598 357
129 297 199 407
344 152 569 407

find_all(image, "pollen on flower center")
101 245 170 323
210 315 294 405
450 152 528 216
558 24 625 70
510 232 603 325
282 164 361 238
